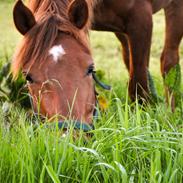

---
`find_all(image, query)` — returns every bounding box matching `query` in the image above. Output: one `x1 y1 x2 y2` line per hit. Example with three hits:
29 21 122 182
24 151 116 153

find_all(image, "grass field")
0 1 183 183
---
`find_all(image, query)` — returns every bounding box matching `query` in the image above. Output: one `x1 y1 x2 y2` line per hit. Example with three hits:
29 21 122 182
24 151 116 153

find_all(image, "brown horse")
12 0 98 129
92 0 183 108
13 0 183 126
30 0 183 108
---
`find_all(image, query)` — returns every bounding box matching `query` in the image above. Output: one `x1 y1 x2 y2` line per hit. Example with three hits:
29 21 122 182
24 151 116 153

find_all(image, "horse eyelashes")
86 65 94 76
25 74 34 84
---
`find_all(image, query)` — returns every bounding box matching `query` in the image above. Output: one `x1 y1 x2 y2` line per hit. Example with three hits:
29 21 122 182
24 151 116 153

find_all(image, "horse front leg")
161 0 183 111
115 33 130 72
125 2 153 103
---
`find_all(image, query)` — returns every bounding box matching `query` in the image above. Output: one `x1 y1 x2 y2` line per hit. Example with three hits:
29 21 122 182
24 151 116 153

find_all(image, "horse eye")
25 74 34 84
87 65 94 76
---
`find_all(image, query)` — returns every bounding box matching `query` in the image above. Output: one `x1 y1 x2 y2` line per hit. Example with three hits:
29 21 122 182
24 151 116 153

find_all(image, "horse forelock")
28 0 98 22
12 0 97 78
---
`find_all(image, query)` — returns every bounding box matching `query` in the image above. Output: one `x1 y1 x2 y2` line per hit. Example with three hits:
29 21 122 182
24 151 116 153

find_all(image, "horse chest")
92 0 176 32
92 0 135 32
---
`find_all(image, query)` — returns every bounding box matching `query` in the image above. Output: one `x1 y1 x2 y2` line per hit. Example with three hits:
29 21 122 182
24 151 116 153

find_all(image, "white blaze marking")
49 45 66 62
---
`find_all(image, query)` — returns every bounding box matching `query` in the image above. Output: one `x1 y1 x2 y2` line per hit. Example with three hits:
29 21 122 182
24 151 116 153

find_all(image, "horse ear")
68 0 89 29
13 0 36 35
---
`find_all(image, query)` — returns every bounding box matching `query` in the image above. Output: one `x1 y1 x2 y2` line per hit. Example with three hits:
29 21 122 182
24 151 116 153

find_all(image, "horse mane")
28 0 97 27
12 0 97 78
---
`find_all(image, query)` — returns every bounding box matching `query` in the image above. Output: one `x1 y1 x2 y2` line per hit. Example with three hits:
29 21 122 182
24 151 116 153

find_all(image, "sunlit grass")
0 97 183 182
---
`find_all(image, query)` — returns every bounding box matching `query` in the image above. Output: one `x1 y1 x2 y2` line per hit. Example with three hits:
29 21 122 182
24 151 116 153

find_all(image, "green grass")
0 1 183 183
1 99 183 182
